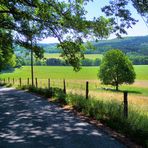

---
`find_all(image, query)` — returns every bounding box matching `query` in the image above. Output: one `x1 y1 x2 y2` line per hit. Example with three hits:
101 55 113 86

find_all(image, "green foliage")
58 40 85 71
132 0 148 22
46 58 66 66
98 49 136 90
129 55 148 65
0 0 112 71
45 58 101 66
92 36 148 55
81 58 101 66
102 0 137 37
0 30 15 71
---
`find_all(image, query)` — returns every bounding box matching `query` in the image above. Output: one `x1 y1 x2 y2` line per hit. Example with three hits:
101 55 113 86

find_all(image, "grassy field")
0 65 148 112
1 65 148 80
44 53 103 59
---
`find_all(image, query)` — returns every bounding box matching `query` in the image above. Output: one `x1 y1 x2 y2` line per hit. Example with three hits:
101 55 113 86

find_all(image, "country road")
0 87 126 148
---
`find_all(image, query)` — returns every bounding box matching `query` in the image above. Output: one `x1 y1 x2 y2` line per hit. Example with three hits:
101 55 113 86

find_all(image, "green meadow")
0 65 148 80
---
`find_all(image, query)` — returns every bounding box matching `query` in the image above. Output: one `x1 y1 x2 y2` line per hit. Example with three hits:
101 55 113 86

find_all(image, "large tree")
98 49 136 91
0 0 147 71
0 0 112 71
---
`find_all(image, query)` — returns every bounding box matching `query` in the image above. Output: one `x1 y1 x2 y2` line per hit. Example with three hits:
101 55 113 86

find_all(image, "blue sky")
40 0 148 43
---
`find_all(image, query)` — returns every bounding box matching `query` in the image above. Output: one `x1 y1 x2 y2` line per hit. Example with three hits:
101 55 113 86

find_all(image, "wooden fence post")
86 81 89 99
8 77 10 83
48 78 50 89
63 79 66 94
13 78 14 85
27 78 29 85
19 78 22 87
123 91 128 118
4 78 5 83
35 78 38 88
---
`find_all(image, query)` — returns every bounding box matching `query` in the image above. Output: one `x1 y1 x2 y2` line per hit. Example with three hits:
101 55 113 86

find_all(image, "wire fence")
0 77 130 117
0 77 148 114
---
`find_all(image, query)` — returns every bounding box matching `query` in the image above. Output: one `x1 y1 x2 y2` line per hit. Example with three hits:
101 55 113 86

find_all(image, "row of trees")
46 58 101 66
15 57 101 67
129 56 148 65
14 54 148 68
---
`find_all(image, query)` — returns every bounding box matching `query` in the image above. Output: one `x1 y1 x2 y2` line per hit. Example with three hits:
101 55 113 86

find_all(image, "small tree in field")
98 49 136 91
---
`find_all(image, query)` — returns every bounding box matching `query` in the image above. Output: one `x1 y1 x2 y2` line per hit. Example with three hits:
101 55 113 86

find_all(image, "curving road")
0 87 126 148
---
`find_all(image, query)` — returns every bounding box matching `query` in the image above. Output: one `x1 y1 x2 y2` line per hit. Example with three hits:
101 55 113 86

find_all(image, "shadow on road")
0 87 125 148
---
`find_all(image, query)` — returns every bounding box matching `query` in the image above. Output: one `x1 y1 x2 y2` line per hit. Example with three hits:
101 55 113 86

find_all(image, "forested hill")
39 36 148 55
90 36 148 55
15 36 148 55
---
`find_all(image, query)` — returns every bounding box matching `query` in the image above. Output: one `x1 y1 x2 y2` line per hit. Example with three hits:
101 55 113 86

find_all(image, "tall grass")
66 93 148 147
0 77 148 113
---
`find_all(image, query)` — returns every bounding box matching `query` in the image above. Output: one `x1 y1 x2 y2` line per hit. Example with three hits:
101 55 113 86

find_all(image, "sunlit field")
44 53 103 59
1 65 148 80
0 65 148 112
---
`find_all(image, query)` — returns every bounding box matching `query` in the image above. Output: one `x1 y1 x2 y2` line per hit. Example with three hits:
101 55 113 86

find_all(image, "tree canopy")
0 0 147 71
0 0 113 71
98 49 136 91
102 0 148 37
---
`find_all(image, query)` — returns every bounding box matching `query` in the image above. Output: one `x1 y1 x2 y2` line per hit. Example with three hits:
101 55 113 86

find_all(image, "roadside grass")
68 88 148 113
66 93 148 147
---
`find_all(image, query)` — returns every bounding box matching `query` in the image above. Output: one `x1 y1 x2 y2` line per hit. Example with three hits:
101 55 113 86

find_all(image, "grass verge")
66 93 148 147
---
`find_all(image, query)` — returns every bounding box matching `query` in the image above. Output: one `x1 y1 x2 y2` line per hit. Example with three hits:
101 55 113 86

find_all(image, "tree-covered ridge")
13 36 148 67
15 35 148 55
42 35 148 55
91 36 148 54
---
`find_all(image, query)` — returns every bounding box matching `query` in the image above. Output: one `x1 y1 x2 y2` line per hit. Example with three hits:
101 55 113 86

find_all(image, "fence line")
0 77 129 118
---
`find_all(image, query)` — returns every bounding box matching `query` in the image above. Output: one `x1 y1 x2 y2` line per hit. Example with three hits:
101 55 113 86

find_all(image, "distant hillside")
90 36 148 55
14 36 148 55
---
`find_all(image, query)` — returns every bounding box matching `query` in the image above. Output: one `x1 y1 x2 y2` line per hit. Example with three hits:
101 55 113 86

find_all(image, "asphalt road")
0 87 126 148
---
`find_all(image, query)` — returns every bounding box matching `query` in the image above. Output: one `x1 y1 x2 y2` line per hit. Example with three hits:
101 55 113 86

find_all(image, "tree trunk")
31 38 34 86
116 83 119 91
